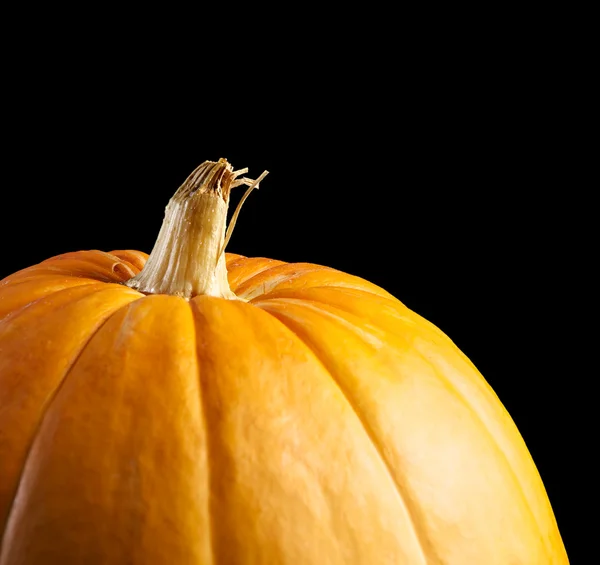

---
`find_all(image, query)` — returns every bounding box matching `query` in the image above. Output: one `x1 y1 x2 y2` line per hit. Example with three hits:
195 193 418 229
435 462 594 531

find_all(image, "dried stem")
125 158 267 299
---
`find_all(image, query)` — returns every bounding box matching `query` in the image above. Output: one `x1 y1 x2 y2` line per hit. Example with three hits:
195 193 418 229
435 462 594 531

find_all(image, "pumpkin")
0 159 568 565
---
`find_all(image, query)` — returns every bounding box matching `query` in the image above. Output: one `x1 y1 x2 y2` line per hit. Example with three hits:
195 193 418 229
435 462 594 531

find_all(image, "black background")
1 19 581 561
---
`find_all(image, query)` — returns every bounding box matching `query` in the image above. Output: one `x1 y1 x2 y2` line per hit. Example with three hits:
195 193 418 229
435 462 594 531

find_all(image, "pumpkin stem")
125 159 267 300
218 169 269 262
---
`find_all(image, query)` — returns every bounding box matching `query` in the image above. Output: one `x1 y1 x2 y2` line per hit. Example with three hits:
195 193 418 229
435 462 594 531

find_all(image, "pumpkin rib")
253 288 509 414
225 252 246 267
225 254 395 302
21 251 142 285
413 351 555 561
188 299 217 565
108 250 148 272
226 257 288 292
248 284 396 304
0 282 104 325
39 249 117 264
235 267 331 301
0 295 144 558
262 290 508 412
0 275 98 294
0 270 98 289
226 255 279 271
188 296 428 563
260 296 560 562
327 290 557 557
4 264 117 286
232 259 394 301
250 286 445 338
262 305 436 565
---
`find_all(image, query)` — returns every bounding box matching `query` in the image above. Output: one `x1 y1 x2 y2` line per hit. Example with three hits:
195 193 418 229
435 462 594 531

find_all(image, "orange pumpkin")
0 159 568 564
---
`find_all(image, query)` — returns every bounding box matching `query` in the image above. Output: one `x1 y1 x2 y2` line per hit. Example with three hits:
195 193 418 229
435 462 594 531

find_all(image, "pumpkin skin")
0 249 568 564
